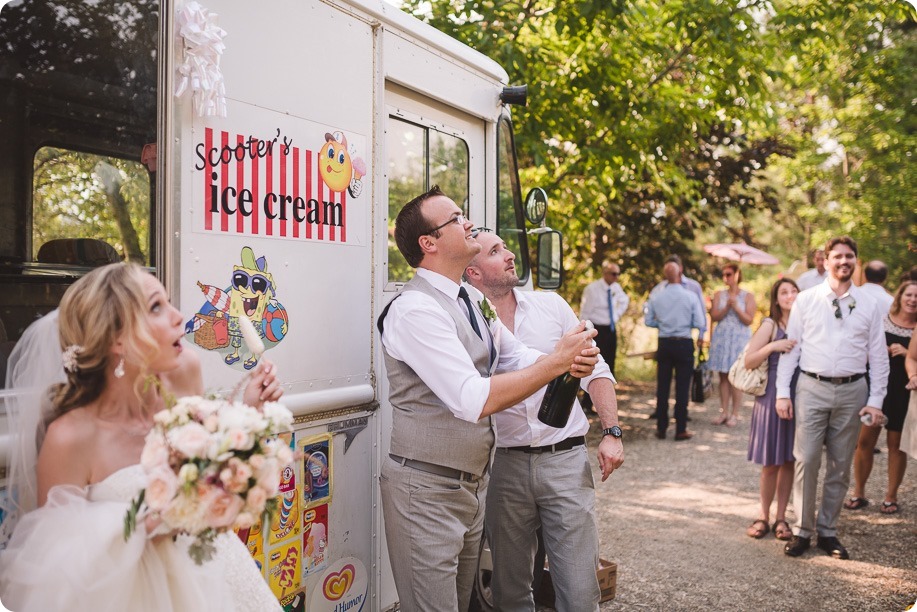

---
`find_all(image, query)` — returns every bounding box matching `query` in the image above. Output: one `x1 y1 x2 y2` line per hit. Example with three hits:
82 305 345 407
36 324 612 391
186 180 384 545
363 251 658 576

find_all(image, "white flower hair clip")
62 344 83 373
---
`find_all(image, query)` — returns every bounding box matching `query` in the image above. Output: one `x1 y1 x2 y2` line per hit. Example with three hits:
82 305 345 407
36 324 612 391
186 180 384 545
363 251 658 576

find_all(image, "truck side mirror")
536 231 563 290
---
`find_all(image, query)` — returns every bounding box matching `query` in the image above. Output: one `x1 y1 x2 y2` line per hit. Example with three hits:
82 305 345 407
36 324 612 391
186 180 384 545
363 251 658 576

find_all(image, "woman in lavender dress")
743 278 799 540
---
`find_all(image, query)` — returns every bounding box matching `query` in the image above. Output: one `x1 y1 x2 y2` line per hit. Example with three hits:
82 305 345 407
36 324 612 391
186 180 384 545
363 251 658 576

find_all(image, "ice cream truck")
0 0 563 609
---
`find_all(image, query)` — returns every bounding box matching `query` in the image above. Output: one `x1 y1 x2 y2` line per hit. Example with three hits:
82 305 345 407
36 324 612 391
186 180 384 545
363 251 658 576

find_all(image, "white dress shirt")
859 282 894 314
381 268 542 423
796 268 828 291
580 279 629 327
494 289 615 447
776 280 890 408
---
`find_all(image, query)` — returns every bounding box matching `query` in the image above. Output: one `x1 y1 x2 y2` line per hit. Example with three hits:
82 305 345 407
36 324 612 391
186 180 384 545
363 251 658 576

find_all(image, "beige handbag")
728 319 777 396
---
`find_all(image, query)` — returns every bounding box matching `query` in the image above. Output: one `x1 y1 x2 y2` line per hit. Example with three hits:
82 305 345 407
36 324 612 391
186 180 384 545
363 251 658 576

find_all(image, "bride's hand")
243 358 284 407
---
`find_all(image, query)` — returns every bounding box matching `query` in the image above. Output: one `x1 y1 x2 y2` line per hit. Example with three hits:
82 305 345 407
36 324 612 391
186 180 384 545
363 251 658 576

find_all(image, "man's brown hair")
394 185 445 268
825 236 858 258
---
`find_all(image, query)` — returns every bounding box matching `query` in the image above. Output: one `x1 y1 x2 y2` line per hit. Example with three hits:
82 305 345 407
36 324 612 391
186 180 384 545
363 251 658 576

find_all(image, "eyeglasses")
831 298 842 319
425 213 466 235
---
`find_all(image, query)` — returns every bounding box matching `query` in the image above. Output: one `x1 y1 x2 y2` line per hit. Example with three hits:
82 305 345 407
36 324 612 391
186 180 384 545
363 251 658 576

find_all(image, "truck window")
386 116 469 283
0 0 160 387
496 115 529 283
33 147 152 265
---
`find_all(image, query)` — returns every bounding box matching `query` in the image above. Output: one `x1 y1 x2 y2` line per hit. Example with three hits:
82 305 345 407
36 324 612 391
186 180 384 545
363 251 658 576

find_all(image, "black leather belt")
389 454 479 482
802 371 866 385
506 435 585 454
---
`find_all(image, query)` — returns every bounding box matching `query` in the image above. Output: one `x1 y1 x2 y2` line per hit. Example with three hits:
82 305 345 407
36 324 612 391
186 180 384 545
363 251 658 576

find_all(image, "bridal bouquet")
124 395 294 564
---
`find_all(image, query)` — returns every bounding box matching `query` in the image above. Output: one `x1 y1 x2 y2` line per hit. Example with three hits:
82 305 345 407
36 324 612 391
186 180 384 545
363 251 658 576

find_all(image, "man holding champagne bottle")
377 186 600 612
465 230 623 612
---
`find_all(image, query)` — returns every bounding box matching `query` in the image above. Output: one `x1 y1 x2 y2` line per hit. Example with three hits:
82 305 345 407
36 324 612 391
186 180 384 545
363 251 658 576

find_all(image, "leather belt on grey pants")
389 454 479 482
801 371 866 385
505 435 586 454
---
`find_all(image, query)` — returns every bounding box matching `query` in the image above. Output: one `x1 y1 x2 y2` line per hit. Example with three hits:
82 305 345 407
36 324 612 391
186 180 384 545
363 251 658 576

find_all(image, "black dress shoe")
816 536 849 560
654 430 666 440
784 535 810 557
648 412 660 420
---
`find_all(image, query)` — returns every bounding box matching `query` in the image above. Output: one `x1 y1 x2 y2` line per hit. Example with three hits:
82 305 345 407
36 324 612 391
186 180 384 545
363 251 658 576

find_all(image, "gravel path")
581 382 917 611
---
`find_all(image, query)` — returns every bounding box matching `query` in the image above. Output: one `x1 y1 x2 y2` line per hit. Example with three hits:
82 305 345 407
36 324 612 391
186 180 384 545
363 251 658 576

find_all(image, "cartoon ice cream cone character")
318 131 365 198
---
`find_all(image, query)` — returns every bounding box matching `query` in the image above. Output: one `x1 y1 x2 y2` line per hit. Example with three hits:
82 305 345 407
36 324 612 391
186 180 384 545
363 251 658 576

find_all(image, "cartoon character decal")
185 246 289 370
317 131 366 198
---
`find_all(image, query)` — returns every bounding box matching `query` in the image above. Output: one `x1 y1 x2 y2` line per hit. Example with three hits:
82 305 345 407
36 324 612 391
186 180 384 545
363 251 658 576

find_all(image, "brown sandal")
772 520 792 541
746 519 770 539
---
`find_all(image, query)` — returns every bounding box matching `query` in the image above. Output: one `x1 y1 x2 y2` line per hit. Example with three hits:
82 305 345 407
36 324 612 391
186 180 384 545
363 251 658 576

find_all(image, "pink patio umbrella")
703 242 779 265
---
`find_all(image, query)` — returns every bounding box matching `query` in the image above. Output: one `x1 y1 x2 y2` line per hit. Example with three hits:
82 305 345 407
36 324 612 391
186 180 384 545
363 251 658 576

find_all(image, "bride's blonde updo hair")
49 263 160 420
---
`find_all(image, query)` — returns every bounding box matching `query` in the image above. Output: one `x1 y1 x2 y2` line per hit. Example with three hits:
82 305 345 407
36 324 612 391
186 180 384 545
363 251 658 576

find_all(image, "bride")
0 263 283 611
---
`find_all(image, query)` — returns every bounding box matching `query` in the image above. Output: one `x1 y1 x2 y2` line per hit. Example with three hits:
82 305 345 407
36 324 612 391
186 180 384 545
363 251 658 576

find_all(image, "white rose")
168 422 212 458
262 402 293 430
245 486 268 513
161 489 207 533
140 433 169 471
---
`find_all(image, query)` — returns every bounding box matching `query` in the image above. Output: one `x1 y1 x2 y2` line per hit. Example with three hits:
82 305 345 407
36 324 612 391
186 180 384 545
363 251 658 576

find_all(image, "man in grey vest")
378 186 599 612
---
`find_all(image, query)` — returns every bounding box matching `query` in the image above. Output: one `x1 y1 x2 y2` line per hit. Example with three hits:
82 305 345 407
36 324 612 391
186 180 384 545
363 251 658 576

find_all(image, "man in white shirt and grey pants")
776 236 889 560
466 230 624 612
377 185 599 611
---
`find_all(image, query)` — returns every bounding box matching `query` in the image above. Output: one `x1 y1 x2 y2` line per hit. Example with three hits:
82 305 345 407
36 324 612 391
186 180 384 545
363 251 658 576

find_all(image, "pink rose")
245 486 268 513
256 458 281 494
233 512 257 530
167 422 211 458
200 487 244 530
225 428 254 452
248 454 266 470
145 465 179 511
140 433 169 471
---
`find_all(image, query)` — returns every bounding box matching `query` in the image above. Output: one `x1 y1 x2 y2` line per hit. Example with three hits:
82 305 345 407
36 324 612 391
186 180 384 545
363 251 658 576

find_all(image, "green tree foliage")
400 0 915 299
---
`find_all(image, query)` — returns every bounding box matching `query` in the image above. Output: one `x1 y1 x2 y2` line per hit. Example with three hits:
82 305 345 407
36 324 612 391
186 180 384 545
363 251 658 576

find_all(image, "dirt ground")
580 381 917 612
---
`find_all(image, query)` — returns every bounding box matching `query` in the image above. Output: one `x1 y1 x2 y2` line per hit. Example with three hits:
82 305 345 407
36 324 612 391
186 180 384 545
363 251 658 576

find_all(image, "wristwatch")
602 426 623 439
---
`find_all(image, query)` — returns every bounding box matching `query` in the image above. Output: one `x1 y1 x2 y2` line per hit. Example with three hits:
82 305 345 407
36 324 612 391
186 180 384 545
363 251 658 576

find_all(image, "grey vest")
382 275 498 476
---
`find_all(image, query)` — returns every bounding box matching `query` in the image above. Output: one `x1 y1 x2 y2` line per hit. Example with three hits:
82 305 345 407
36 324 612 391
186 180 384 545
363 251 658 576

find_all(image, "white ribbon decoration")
174 1 227 117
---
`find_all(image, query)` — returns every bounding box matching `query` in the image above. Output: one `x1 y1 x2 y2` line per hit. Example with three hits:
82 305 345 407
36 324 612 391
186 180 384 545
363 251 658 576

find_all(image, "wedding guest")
708 264 756 427
0 263 283 610
796 249 827 291
744 279 799 540
777 236 888 560
860 260 894 314
645 262 705 440
845 280 917 514
580 261 629 377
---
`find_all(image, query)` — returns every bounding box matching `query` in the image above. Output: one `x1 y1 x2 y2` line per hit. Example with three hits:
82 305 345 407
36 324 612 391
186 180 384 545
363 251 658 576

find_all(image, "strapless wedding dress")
0 465 280 611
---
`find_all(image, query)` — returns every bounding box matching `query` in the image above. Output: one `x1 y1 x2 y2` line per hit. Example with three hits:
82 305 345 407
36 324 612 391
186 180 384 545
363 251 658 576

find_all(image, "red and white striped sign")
192 118 366 245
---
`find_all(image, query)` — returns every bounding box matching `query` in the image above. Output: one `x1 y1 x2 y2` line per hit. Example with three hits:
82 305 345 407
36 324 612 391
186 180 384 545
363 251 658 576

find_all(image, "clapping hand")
888 343 907 358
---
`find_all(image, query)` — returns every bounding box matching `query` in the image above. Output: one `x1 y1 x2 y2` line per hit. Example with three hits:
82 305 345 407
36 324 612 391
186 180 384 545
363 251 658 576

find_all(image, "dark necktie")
458 286 483 340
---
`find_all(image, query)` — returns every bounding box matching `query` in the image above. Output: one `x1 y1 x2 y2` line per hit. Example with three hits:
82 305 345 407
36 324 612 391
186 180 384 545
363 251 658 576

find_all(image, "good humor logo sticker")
309 557 367 612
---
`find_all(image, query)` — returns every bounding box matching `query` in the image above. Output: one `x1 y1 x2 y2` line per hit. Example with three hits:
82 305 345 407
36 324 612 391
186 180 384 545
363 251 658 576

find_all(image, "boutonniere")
848 298 856 314
479 298 497 325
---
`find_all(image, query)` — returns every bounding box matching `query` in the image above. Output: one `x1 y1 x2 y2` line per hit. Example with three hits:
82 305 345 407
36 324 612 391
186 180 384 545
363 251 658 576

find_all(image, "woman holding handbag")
743 278 799 540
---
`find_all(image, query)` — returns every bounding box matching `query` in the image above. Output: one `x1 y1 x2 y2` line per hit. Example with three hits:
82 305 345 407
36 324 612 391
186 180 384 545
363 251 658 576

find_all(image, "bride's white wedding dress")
0 465 280 611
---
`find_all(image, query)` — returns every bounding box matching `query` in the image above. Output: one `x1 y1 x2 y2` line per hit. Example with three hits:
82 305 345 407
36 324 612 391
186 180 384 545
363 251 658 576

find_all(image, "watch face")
605 426 622 439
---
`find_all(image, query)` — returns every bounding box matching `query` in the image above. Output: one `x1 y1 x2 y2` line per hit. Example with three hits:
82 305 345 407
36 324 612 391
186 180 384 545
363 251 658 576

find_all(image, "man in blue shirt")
646 262 706 440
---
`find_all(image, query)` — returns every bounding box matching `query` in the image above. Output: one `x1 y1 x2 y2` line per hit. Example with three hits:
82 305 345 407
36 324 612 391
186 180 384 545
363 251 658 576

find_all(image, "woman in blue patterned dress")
744 278 799 540
708 264 756 427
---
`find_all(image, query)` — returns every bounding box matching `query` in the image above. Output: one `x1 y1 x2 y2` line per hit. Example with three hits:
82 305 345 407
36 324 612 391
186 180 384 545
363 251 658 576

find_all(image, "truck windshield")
496 114 529 284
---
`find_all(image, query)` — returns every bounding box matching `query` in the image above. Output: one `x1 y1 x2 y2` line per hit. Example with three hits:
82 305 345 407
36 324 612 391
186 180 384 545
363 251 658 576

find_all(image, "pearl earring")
114 356 125 379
